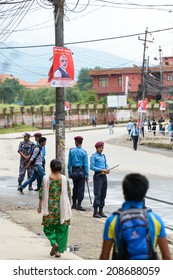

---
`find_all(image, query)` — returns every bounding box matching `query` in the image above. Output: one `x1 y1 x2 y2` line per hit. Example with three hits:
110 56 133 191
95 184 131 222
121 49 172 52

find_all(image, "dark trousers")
36 159 45 190
72 176 85 205
132 135 138 150
93 174 107 208
141 127 144 137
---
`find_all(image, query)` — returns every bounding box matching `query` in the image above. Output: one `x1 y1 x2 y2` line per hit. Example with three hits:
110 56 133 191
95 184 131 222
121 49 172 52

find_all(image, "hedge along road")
0 125 173 231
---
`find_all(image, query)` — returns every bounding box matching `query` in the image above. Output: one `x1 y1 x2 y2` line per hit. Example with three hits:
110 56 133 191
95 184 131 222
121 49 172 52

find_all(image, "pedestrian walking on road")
90 141 109 218
108 120 114 134
91 114 96 127
152 119 157 136
100 173 172 260
37 159 71 258
17 133 35 191
141 120 145 138
127 120 133 137
67 136 89 211
130 123 140 151
19 137 47 194
147 115 151 131
34 132 46 191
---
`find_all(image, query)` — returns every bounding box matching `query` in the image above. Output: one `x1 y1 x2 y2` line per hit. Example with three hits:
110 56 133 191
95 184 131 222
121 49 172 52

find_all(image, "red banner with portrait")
64 101 71 111
160 101 166 110
48 47 74 88
138 100 148 112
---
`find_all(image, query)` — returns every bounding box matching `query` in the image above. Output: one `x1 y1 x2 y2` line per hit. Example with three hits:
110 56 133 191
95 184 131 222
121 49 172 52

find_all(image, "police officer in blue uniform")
67 136 89 211
90 142 109 218
17 133 35 191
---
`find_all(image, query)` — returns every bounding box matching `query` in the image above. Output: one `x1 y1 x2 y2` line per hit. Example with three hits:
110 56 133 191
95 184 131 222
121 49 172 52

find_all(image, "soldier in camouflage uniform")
17 133 35 191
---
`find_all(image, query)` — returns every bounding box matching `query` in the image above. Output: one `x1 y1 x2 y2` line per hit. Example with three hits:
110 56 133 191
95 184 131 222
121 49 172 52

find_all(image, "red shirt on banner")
49 47 74 88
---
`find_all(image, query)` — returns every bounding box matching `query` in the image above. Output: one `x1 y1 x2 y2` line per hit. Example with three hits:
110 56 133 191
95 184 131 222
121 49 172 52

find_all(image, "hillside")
0 42 135 83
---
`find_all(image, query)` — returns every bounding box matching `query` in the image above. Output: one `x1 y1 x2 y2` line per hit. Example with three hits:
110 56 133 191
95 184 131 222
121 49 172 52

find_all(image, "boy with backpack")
100 173 171 260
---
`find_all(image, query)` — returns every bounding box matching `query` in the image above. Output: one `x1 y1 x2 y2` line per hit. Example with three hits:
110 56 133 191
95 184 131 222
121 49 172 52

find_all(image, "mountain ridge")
0 42 136 83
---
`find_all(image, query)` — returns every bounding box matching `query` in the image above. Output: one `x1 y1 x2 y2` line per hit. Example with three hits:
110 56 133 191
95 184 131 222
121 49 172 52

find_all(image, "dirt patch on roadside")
1 204 104 260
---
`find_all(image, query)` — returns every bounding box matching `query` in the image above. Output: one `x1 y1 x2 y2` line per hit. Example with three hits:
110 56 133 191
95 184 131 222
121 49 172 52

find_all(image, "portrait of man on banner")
50 47 74 88
64 101 71 111
138 100 148 112
160 101 166 111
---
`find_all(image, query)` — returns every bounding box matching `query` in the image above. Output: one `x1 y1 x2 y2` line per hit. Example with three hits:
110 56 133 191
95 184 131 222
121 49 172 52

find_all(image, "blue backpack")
112 208 157 260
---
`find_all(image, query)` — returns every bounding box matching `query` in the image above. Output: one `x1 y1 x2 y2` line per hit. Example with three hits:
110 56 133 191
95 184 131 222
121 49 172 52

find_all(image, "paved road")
0 124 173 260
1 125 173 224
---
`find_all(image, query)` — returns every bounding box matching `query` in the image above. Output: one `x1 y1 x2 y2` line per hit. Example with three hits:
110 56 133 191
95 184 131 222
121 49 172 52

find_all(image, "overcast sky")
1 0 173 80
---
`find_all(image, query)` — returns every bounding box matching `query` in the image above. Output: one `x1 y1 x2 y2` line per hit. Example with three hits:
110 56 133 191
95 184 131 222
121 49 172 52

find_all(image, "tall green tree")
0 78 24 104
77 67 92 91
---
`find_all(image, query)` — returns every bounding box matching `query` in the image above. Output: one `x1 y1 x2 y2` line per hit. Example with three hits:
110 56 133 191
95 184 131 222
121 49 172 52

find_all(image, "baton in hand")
86 180 92 204
108 164 119 171
96 164 119 176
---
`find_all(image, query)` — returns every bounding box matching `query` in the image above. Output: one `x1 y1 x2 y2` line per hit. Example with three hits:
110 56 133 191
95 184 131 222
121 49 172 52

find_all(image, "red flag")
48 63 53 83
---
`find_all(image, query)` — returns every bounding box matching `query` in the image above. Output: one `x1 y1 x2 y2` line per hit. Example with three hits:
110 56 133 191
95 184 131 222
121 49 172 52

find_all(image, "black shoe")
34 188 40 191
99 211 107 218
19 187 24 195
29 186 33 191
93 212 101 218
72 204 77 209
76 205 86 211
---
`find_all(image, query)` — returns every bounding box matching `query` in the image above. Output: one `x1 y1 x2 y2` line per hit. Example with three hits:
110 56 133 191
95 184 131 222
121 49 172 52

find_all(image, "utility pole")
51 0 65 173
138 28 153 100
159 46 163 84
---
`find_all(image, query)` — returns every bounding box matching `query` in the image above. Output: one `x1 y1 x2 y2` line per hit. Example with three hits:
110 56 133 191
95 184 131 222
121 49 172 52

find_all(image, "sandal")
55 251 61 258
50 244 58 256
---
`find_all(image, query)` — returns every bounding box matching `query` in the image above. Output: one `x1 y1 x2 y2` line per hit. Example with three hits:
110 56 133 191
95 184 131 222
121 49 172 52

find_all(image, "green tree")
22 87 55 106
65 86 81 103
77 67 92 91
0 78 25 104
80 90 98 104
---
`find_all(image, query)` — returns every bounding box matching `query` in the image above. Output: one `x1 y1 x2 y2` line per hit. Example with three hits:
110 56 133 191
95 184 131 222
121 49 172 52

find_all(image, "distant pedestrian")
90 141 109 218
52 118 56 131
147 116 151 131
161 120 166 136
37 159 71 258
67 136 89 211
158 116 164 133
19 137 47 194
100 173 172 260
108 120 114 134
17 133 35 191
130 123 140 150
152 119 157 136
167 120 172 136
127 120 133 137
91 114 96 127
34 132 46 191
141 120 145 138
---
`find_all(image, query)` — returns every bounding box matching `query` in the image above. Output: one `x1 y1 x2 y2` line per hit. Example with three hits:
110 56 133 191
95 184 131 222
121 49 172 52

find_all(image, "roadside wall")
0 103 169 128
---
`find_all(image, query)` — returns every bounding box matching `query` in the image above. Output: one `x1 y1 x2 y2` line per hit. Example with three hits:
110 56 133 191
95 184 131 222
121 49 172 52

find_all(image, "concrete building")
89 56 173 101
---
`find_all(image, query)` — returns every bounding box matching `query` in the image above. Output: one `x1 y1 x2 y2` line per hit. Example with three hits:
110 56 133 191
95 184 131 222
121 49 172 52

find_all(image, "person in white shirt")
130 123 140 150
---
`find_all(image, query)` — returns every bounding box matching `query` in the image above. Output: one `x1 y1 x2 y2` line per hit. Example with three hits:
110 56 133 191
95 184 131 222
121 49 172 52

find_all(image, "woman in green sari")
37 159 71 257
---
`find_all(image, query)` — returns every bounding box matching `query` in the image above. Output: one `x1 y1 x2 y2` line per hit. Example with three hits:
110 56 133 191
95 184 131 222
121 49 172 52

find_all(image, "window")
118 76 122 87
167 73 173 81
98 77 108 87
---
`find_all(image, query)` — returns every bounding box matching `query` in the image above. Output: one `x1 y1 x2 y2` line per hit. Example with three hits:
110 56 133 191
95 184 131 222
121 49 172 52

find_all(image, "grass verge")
0 124 40 134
